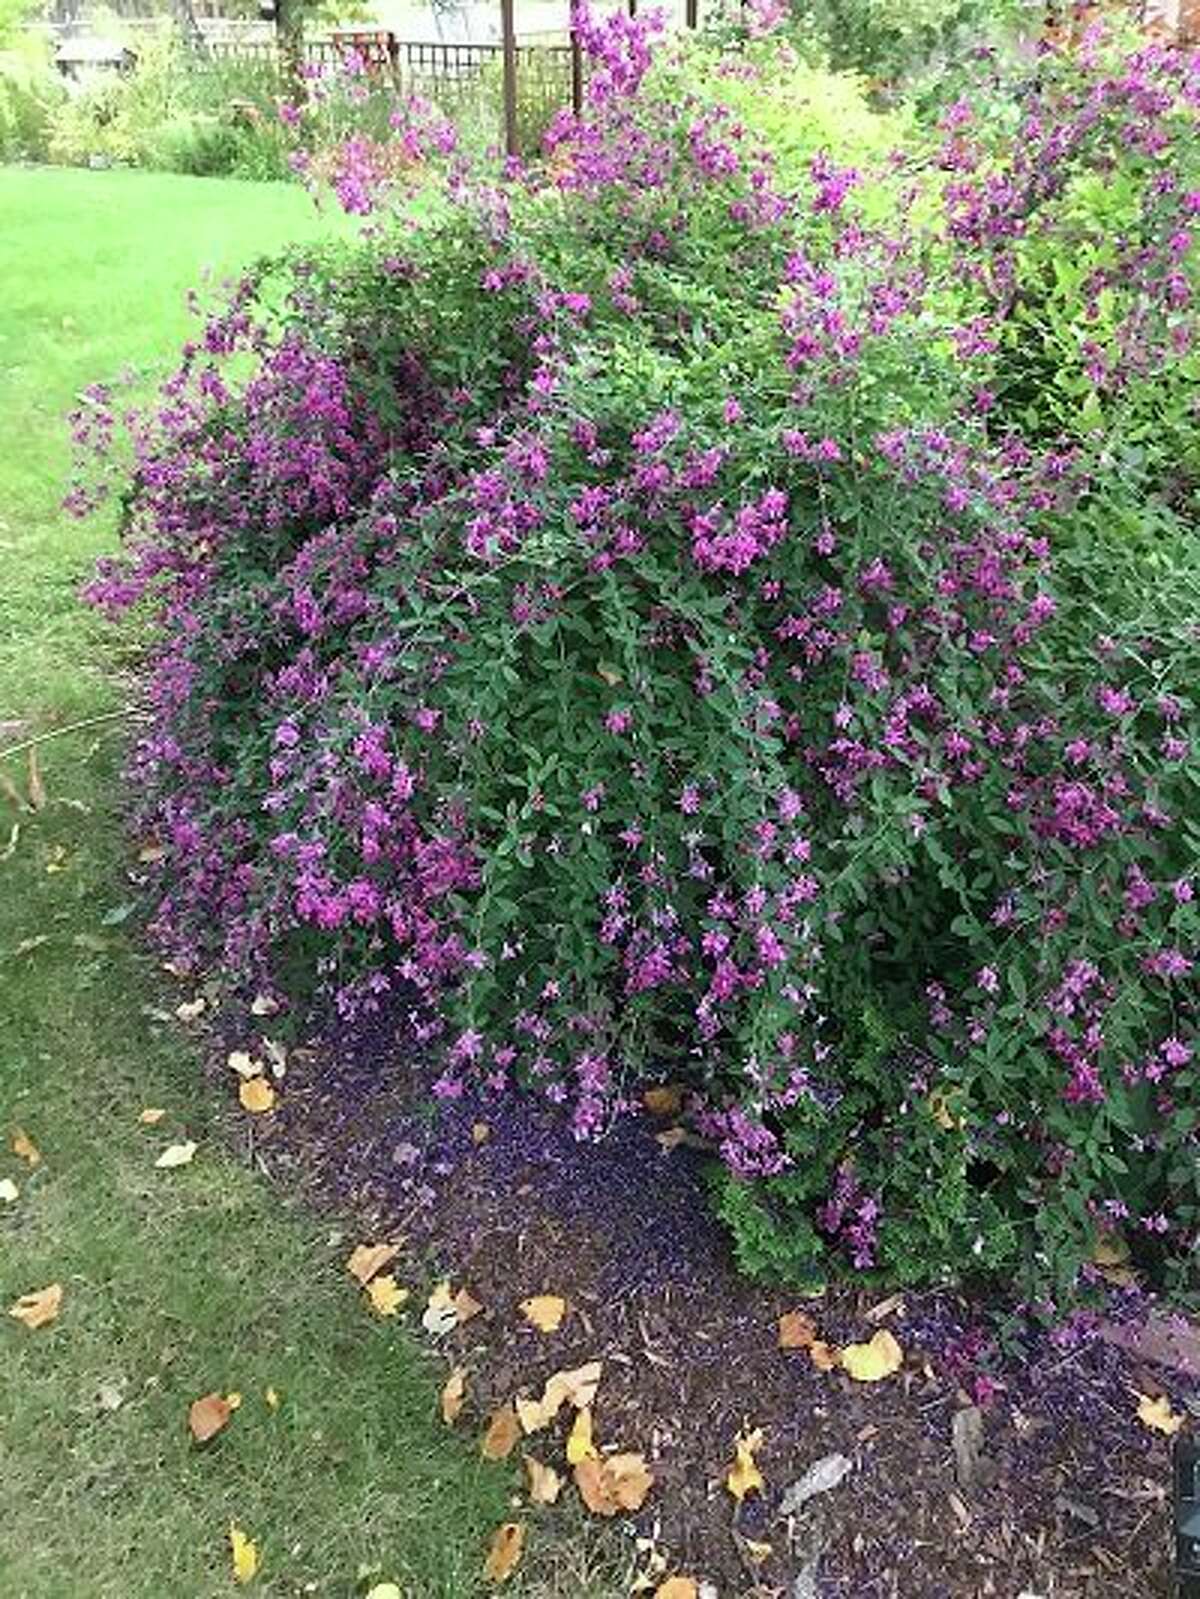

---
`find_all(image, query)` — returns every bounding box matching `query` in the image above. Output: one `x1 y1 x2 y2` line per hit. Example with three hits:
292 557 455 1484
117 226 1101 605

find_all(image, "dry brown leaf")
471 1121 490 1145
841 1328 904 1384
238 1076 276 1114
809 1340 840 1371
138 1107 168 1126
27 748 46 812
643 1084 683 1117
864 1292 906 1323
482 1522 524 1584
11 1127 40 1166
778 1310 817 1350
346 1242 401 1286
366 1275 408 1317
606 1452 654 1510
726 1428 765 1502
566 1405 597 1465
1135 1392 1184 1435
523 1453 562 1505
654 1581 699 1599
574 1452 654 1516
455 1287 484 1324
441 1366 467 1425
137 840 166 864
9 1283 62 1329
656 1127 687 1152
574 1455 619 1516
520 1294 567 1333
188 1392 232 1443
155 1140 197 1169
481 1402 522 1461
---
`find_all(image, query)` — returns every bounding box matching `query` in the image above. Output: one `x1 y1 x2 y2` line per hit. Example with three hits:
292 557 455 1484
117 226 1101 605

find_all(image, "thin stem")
0 710 136 764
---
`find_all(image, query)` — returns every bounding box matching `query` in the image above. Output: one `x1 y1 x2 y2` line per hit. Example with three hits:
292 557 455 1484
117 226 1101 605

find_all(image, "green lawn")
0 168 616 1599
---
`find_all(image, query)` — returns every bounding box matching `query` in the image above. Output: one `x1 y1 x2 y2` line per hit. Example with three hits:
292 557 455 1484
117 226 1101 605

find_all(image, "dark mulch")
233 1022 1194 1599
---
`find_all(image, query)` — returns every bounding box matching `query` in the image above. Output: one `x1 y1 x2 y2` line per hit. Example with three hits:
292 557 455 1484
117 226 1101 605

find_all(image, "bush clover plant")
77 11 1200 1310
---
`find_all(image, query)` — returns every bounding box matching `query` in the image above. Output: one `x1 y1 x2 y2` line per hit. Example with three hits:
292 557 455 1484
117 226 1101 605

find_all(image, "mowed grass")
0 169 618 1599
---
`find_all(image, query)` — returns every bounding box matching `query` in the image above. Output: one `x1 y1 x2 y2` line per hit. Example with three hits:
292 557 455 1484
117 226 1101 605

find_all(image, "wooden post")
500 0 519 160
627 0 637 15
570 25 582 115
685 0 698 26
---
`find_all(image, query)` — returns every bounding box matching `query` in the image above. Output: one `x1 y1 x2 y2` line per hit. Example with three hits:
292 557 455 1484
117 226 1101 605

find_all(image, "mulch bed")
229 1020 1195 1598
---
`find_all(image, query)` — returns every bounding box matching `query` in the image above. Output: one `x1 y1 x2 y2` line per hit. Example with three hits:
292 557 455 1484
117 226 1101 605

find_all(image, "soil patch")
241 1029 1191 1598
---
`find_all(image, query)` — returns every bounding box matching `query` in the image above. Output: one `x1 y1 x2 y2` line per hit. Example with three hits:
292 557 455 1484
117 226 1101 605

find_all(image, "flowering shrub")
80 16 1199 1306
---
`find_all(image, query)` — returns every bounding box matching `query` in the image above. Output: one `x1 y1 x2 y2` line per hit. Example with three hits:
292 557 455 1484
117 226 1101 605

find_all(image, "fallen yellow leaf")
8 1283 62 1330
482 1521 524 1584
778 1309 817 1350
441 1366 467 1425
1136 1392 1184 1436
346 1242 401 1286
155 1140 197 1169
422 1280 459 1335
188 1392 232 1443
523 1453 562 1505
0 1177 18 1203
365 1586 402 1599
566 1405 597 1465
138 1107 168 1125
249 993 279 1017
840 1328 904 1384
520 1294 567 1333
928 1090 963 1131
471 1121 490 1145
743 1538 772 1564
546 1360 602 1411
238 1077 276 1114
481 1402 522 1461
726 1427 765 1502
227 1051 262 1079
655 1580 698 1599
11 1128 40 1166
229 1523 259 1584
516 1359 603 1433
366 1275 408 1317
1092 1231 1130 1268
175 997 206 1022
265 1387 280 1410
137 840 166 864
226 1392 242 1410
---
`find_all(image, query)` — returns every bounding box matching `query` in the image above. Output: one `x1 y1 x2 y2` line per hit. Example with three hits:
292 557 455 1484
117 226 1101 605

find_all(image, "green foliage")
785 0 1038 84
0 38 65 161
